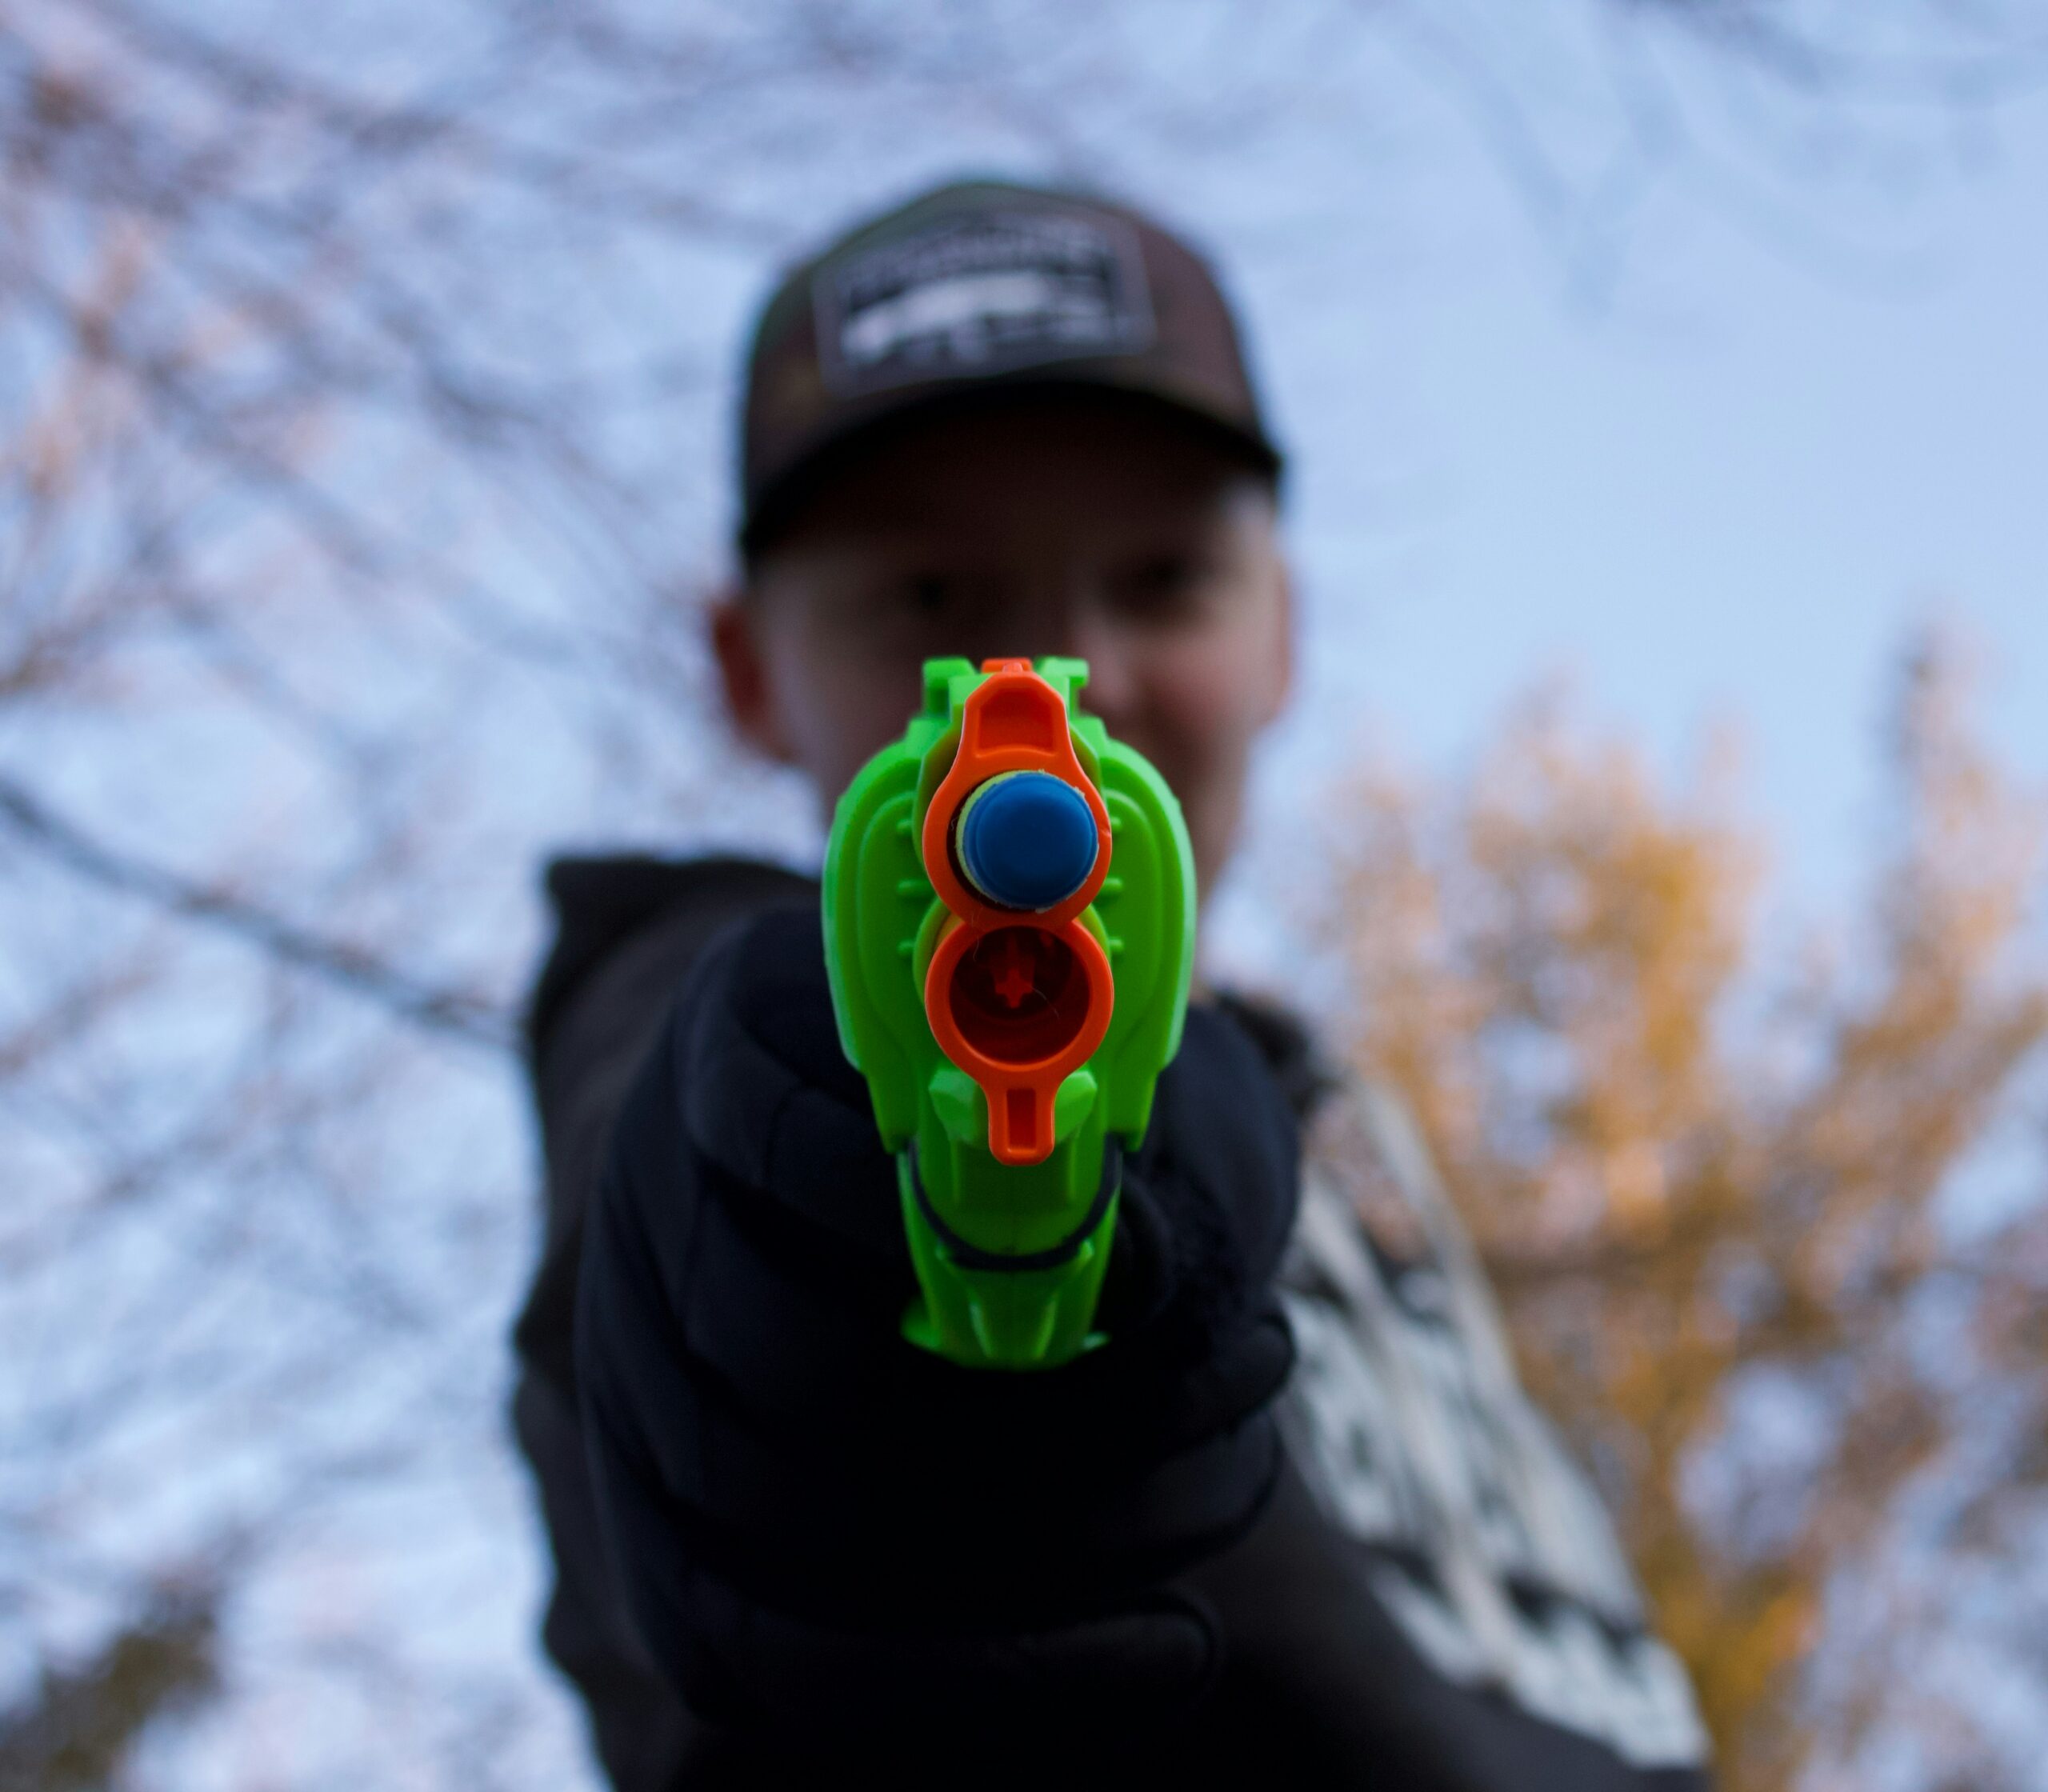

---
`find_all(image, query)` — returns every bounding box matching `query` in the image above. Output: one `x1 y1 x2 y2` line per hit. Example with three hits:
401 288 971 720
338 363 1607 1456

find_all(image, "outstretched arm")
573 905 1299 1762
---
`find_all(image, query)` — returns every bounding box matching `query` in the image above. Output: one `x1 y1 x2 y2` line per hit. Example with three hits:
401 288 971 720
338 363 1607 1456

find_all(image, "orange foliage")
1318 639 2048 1790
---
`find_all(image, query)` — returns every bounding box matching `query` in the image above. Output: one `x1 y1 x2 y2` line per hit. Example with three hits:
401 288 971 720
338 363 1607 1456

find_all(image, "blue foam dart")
956 770 1101 911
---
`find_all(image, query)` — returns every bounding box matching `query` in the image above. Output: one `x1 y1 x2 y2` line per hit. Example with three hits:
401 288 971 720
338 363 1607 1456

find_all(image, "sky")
1243 73 2047 926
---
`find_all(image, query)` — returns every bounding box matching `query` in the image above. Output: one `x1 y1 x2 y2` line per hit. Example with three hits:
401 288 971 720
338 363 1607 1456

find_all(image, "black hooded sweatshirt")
512 854 1715 1790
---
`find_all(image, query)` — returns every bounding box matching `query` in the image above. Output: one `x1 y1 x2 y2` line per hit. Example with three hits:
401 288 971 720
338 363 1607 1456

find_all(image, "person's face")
710 395 1293 898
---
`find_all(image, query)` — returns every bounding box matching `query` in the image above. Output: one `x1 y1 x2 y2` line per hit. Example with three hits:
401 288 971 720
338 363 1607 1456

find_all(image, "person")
511 178 1715 1789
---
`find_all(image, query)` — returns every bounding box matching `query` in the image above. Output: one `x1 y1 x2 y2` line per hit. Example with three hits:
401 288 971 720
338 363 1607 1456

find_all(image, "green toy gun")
822 656 1197 1370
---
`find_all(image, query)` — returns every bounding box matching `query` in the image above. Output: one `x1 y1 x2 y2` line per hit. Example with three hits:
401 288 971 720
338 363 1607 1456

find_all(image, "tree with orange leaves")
1317 635 2048 1790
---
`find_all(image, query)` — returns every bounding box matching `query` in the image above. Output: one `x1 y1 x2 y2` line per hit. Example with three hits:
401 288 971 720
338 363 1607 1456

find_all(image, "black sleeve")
510 856 817 1792
570 905 1302 1771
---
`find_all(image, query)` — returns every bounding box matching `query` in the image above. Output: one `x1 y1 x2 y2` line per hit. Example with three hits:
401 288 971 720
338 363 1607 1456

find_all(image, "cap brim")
738 371 1282 557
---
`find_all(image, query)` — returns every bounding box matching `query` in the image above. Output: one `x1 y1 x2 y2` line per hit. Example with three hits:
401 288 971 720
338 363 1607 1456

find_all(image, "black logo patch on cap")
815 209 1154 395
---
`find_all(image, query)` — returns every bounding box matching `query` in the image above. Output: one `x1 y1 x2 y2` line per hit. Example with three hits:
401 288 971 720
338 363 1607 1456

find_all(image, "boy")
513 180 1714 1788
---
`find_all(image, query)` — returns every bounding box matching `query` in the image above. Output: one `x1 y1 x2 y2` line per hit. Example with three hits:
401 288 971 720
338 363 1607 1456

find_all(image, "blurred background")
2 3 2044 1788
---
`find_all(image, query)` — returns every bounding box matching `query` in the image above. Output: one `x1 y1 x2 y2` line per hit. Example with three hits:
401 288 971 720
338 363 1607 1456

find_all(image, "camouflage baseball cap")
738 178 1283 552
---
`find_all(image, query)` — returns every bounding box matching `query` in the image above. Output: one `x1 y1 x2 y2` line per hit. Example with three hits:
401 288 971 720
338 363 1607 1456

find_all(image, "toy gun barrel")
920 662 1115 1166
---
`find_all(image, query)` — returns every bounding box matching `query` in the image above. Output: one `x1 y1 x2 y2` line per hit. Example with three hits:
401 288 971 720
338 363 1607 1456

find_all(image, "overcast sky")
1241 71 2046 922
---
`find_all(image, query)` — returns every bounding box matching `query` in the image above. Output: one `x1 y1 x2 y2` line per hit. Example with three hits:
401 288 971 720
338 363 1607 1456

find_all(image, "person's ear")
708 588 797 763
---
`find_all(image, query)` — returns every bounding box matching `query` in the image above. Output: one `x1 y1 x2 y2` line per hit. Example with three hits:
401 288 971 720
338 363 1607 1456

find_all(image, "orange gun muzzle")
920 661 1114 1166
